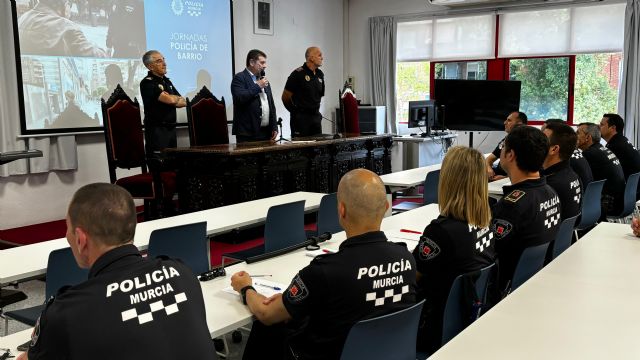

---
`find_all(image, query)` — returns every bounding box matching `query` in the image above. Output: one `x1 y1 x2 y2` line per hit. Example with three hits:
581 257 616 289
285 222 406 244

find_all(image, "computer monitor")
408 100 435 130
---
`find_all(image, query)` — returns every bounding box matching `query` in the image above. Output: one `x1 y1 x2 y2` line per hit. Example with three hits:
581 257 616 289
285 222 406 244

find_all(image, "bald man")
231 169 417 360
282 46 326 138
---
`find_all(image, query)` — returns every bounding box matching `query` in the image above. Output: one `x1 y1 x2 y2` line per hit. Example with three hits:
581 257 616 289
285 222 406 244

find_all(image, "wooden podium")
165 134 393 212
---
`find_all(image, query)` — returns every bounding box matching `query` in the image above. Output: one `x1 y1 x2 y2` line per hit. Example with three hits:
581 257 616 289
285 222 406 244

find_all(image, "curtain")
620 0 640 146
0 1 77 177
370 16 397 134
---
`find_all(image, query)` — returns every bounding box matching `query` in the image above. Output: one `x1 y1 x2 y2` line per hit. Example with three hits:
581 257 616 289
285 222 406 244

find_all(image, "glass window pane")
395 61 430 126
574 53 621 124
435 61 487 80
509 57 569 120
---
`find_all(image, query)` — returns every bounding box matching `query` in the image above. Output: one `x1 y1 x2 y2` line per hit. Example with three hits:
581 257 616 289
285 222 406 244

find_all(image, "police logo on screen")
492 218 513 239
171 0 184 16
417 237 440 260
286 274 309 303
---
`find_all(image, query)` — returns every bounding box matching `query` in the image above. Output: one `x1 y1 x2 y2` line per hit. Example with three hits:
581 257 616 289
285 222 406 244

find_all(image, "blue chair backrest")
576 179 605 230
620 172 640 218
442 263 496 345
264 200 307 253
45 247 89 299
423 170 440 205
340 300 425 360
551 215 579 260
511 243 550 292
317 193 343 235
148 221 210 275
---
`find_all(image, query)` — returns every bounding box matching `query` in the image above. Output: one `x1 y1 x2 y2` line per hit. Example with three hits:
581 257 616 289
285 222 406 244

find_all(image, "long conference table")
431 221 640 359
0 203 442 351
0 192 325 287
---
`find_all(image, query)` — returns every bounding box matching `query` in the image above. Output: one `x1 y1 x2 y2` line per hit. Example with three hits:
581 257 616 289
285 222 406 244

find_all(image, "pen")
400 229 422 234
322 249 334 254
255 282 281 291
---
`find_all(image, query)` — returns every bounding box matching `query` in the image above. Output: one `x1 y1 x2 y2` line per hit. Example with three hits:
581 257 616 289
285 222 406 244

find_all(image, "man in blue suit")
231 49 278 143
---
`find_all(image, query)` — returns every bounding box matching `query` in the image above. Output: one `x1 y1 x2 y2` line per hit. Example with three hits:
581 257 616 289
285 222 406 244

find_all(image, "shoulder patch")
31 316 41 346
295 67 303 72
571 150 583 159
504 189 526 203
285 274 309 303
145 76 152 80
417 236 440 260
491 218 513 239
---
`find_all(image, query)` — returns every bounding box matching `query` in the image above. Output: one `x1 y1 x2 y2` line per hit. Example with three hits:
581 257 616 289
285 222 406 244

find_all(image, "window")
435 61 487 80
395 61 430 124
574 53 622 124
509 57 569 121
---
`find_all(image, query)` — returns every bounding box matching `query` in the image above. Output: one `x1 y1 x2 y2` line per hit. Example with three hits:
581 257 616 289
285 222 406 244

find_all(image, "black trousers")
145 124 177 154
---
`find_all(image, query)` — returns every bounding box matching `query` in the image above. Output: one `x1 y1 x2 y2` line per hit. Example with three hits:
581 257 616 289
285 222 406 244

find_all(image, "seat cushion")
115 171 176 199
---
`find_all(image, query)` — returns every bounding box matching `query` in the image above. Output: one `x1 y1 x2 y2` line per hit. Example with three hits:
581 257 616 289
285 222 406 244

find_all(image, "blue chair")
607 172 640 223
441 263 496 346
307 193 342 238
575 179 606 232
340 300 425 360
549 215 579 262
392 170 440 212
222 200 307 265
509 242 550 293
147 221 210 275
4 247 88 334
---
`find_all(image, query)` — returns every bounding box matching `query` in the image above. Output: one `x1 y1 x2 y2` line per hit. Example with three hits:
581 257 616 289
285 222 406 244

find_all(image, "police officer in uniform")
140 50 186 155
282 47 325 138
541 122 582 220
600 114 640 198
485 111 527 181
543 119 593 188
17 183 216 360
491 126 561 291
231 169 417 360
413 146 496 356
577 122 625 217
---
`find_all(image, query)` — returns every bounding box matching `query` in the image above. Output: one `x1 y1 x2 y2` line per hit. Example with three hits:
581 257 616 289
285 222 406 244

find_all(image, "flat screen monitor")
408 100 435 129
434 80 521 131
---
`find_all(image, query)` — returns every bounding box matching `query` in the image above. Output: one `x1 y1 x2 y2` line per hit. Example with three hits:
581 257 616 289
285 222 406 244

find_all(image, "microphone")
259 70 265 79
277 117 283 126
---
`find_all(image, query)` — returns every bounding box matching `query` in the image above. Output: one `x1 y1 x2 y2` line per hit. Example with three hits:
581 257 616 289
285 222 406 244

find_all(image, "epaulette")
504 189 526 203
295 67 303 72
145 76 153 80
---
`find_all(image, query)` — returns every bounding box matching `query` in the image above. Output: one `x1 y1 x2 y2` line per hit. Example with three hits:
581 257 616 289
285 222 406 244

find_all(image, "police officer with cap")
231 168 417 360
491 126 561 292
17 183 216 360
282 46 325 138
140 50 186 155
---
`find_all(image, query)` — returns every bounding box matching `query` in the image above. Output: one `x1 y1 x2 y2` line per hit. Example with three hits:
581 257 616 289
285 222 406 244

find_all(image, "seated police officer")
413 146 496 356
577 122 626 217
17 183 216 360
491 126 561 291
231 169 417 360
485 111 527 181
600 113 640 198
543 119 593 188
541 122 582 221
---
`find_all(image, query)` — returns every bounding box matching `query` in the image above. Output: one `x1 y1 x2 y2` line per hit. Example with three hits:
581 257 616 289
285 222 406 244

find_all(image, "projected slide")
13 0 233 134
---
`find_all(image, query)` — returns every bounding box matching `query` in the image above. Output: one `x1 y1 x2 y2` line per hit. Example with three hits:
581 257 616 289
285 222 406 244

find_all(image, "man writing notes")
231 168 417 360
231 49 278 143
282 47 325 138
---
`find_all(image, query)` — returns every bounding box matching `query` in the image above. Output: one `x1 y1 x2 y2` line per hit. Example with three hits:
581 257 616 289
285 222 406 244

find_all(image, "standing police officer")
491 126 561 292
282 47 325 138
140 50 186 155
17 183 217 360
231 169 417 360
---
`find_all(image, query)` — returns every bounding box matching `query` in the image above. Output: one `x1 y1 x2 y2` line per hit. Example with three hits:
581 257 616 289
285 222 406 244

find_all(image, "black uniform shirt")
284 63 325 113
282 231 417 360
491 178 561 289
569 149 594 188
541 160 582 220
28 244 216 360
490 137 507 176
412 216 496 353
140 71 181 126
581 143 625 213
606 133 640 179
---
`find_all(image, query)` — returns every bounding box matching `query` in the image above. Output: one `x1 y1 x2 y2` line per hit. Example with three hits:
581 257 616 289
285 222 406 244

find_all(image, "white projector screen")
11 0 234 135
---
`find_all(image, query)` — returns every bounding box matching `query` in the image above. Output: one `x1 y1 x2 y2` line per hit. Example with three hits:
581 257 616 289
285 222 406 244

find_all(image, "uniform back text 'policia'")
357 259 413 289
106 266 181 305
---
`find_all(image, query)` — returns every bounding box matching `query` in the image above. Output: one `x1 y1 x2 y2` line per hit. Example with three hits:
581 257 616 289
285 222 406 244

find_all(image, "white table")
431 222 640 359
0 204 442 348
380 163 442 190
0 192 325 286
488 177 511 196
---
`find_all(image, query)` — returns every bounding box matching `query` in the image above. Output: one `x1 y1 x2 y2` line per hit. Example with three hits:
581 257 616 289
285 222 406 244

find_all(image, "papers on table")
305 247 339 258
385 229 423 244
222 278 287 299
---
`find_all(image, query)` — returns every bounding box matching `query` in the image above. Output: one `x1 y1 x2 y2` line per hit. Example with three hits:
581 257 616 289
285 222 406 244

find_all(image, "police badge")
305 75 310 81
158 84 164 91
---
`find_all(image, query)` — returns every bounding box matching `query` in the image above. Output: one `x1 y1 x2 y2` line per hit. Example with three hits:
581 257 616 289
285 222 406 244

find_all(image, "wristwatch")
240 285 256 305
